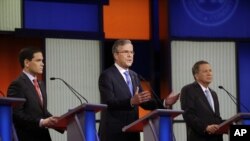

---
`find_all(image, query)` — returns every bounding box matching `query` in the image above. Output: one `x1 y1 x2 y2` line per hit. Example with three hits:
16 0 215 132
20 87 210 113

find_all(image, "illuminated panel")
0 0 21 31
238 43 250 113
169 0 250 38
103 0 150 40
24 1 99 32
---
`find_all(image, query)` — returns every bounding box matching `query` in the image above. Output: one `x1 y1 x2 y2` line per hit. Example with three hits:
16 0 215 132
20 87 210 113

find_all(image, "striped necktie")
33 79 43 106
124 71 133 96
204 89 214 111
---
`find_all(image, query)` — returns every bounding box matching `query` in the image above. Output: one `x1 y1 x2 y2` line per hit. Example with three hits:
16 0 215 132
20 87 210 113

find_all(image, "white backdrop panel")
171 41 236 141
45 38 101 141
0 0 21 31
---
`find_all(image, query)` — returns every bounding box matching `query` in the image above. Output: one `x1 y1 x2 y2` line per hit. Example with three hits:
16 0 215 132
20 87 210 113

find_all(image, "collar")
23 70 37 84
197 82 209 92
114 63 129 74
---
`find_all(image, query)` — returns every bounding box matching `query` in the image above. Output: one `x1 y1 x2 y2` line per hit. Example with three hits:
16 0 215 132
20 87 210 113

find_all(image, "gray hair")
112 39 132 54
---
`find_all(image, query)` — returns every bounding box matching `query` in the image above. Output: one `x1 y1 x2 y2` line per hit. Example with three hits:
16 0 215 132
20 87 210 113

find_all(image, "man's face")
195 63 213 86
114 43 134 69
25 52 44 76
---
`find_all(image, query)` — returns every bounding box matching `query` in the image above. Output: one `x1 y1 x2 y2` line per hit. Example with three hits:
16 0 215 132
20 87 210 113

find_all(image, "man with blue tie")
98 39 179 141
180 60 223 141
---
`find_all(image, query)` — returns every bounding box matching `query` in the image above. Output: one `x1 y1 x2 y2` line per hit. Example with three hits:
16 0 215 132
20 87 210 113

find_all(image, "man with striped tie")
180 60 223 141
7 48 60 141
98 39 179 141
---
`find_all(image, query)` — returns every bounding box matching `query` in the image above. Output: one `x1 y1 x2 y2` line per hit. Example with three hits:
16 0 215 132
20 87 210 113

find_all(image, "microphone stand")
51 77 89 104
218 86 250 113
62 80 88 103
139 75 164 109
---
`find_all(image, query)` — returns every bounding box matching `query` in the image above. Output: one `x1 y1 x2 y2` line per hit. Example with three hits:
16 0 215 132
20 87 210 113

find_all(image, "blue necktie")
124 71 133 96
204 89 214 111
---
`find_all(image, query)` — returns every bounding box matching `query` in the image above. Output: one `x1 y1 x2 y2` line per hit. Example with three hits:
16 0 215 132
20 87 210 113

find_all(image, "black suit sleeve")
180 85 208 135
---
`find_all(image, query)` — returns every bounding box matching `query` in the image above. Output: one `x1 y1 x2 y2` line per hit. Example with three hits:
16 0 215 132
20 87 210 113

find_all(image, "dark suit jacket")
7 73 52 141
98 65 158 141
180 82 223 141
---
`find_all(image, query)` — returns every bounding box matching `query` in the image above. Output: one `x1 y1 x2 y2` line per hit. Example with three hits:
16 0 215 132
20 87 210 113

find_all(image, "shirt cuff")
39 119 44 127
163 99 170 109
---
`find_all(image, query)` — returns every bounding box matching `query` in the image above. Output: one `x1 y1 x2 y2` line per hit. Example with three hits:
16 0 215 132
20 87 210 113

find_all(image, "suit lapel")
38 80 46 108
112 66 133 97
21 73 44 109
210 90 219 114
195 83 214 113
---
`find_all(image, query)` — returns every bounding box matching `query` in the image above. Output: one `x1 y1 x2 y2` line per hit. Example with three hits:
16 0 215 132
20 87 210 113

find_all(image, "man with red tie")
7 48 59 141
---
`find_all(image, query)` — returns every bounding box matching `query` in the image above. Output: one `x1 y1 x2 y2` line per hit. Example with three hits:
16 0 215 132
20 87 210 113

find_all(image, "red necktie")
33 79 43 106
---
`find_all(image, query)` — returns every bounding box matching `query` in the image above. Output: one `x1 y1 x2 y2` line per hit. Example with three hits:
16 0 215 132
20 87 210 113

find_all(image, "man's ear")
194 73 198 80
24 59 30 68
113 53 118 61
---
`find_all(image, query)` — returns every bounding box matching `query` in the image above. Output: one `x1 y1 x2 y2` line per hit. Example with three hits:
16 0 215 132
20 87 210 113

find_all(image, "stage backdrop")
171 41 236 141
237 43 250 115
24 0 100 32
45 38 101 141
169 0 250 38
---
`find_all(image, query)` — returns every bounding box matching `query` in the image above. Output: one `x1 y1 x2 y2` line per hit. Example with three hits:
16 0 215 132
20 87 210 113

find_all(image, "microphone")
138 75 164 109
50 77 88 104
218 85 249 112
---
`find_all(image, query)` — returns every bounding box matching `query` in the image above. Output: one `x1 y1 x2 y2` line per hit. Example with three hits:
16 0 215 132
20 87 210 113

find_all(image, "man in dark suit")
7 48 59 141
180 60 223 141
99 39 179 141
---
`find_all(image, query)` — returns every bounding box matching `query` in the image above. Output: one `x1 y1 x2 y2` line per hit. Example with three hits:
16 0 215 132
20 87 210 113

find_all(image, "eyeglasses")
116 51 135 55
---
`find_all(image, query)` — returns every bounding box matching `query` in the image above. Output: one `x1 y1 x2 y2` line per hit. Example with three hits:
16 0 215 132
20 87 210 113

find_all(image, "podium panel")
0 97 25 141
216 113 250 134
122 109 183 141
0 105 12 141
53 103 107 141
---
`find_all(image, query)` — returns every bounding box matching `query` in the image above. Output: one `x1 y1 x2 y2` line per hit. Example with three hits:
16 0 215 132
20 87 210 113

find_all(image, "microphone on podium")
138 75 164 109
50 77 88 104
218 85 249 112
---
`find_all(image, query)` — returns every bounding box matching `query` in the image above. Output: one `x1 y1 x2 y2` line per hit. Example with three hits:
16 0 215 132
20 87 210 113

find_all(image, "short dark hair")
19 47 42 68
112 39 132 54
192 60 209 77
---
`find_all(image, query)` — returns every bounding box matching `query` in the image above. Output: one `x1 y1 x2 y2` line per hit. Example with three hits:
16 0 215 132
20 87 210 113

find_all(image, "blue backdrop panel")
169 0 250 38
237 43 250 113
24 1 99 32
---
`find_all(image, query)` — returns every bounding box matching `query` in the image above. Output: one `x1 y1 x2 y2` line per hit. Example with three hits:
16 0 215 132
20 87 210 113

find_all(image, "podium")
0 97 25 141
122 109 183 141
215 113 250 134
53 103 107 141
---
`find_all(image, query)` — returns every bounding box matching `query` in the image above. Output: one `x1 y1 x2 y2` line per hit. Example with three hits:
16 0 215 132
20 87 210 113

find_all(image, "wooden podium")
122 109 183 141
0 97 25 141
52 103 107 141
215 113 250 134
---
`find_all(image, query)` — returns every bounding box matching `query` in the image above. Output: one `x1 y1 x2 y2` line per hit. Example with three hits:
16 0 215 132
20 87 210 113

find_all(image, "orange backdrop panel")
139 81 152 118
0 35 43 96
103 0 150 40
